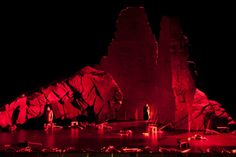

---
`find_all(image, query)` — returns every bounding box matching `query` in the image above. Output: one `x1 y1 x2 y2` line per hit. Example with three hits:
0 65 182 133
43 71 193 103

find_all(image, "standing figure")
143 104 150 120
44 105 54 130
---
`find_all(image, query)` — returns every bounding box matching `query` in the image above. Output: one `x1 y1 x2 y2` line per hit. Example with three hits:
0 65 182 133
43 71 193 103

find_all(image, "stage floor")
0 121 236 153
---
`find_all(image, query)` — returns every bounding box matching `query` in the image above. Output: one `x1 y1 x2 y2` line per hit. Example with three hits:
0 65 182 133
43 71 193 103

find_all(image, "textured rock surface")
158 16 196 130
0 66 123 128
96 7 159 121
191 88 210 130
189 88 235 130
96 7 233 130
97 7 195 130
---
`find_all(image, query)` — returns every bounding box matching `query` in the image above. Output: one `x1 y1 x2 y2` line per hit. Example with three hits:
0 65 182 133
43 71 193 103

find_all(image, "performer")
143 104 150 120
44 105 54 130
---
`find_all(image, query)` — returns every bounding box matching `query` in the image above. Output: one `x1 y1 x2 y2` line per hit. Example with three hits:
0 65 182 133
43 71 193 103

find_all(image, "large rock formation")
0 66 123 129
96 7 234 131
158 17 234 130
191 88 235 131
96 7 159 121
96 7 195 130
158 16 196 130
0 7 233 131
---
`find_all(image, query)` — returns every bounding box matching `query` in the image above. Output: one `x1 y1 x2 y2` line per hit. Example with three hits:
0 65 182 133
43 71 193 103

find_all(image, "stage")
0 121 236 153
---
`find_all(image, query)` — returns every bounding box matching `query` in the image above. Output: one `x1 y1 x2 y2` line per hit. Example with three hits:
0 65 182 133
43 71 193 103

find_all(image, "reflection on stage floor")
0 121 236 153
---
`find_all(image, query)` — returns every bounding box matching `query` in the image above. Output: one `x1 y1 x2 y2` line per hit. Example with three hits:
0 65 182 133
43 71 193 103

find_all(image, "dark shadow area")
11 106 20 125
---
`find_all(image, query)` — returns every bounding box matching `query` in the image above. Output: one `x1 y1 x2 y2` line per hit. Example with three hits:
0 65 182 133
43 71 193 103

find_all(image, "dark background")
1 1 235 117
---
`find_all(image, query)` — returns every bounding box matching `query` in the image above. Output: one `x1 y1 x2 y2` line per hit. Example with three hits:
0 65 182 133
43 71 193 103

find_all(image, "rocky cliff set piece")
97 7 234 130
0 7 234 131
0 66 123 128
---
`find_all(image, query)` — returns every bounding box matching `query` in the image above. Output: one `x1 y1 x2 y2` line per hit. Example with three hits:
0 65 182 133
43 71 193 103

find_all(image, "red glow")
98 125 104 135
147 125 158 134
142 132 149 137
151 132 158 145
71 128 79 138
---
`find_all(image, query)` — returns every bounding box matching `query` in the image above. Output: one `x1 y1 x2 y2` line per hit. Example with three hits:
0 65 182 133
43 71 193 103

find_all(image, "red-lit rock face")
96 7 234 131
159 16 196 130
0 66 123 128
97 7 159 121
0 7 233 131
191 89 235 131
97 7 195 130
